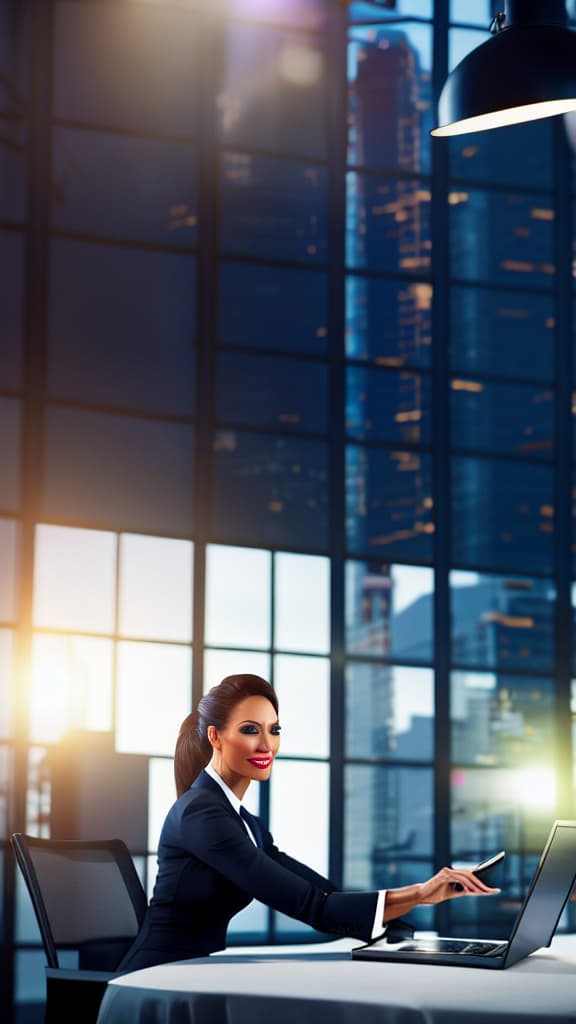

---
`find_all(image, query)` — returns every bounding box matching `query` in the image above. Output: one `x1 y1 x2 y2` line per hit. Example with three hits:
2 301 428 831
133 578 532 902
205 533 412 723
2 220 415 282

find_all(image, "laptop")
352 819 576 969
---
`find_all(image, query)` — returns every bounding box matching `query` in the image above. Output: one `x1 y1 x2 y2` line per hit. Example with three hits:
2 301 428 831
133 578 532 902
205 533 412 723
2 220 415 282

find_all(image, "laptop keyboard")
400 938 507 957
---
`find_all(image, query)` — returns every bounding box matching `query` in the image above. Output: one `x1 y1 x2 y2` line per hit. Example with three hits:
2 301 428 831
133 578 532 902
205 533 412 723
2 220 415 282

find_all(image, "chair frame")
10 832 148 1023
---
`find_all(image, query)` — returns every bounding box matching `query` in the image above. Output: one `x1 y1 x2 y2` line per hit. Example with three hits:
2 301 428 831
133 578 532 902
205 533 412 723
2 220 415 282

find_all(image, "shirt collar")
204 763 243 816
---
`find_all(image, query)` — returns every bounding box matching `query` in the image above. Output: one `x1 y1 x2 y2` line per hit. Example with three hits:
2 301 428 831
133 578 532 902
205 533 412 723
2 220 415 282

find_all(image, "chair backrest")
11 833 148 971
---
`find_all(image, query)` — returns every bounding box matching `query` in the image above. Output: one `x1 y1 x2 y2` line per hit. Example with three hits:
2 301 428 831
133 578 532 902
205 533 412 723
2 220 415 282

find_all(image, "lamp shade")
431 9 576 137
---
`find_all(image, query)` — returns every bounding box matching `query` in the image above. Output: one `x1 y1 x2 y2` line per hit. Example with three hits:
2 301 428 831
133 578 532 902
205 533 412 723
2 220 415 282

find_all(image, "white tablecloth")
96 934 576 1024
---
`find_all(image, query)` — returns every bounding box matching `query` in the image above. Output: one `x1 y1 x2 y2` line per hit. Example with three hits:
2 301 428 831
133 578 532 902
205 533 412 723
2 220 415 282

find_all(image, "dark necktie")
240 805 264 848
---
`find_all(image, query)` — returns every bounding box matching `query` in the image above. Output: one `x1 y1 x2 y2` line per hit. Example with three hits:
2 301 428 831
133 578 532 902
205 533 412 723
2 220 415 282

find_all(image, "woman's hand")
418 866 500 905
383 868 500 922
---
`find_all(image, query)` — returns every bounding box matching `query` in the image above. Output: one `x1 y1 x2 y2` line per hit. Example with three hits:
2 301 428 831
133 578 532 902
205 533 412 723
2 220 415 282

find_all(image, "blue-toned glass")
217 352 327 435
0 398 20 512
346 662 434 760
348 2 433 20
43 408 194 536
449 189 554 287
220 153 327 264
450 2 493 25
447 850 535 938
230 0 328 28
346 560 433 662
48 240 196 417
450 378 554 459
451 570 555 673
452 457 554 574
344 765 433 888
347 366 431 444
213 430 328 550
52 128 197 247
451 670 555 768
346 276 431 368
449 27 489 70
449 121 553 190
451 286 554 382
219 22 326 159
0 230 25 391
0 1 28 113
0 118 27 223
348 23 433 175
346 445 433 561
451 767 556 858
0 518 18 622
53 2 199 135
219 262 328 355
347 174 431 275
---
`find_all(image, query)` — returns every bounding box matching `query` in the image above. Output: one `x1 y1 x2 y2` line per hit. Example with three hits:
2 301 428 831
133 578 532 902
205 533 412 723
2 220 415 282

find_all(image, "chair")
10 833 148 1024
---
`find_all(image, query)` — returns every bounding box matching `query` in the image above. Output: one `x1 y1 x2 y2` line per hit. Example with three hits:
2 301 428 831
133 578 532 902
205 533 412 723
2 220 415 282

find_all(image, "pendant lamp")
431 0 576 137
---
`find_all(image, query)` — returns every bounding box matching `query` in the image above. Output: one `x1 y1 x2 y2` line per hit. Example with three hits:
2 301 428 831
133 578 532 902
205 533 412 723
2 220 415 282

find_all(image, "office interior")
2 0 576 1020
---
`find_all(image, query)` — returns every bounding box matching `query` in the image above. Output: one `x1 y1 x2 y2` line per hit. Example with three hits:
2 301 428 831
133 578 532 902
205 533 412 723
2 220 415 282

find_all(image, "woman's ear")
207 724 220 749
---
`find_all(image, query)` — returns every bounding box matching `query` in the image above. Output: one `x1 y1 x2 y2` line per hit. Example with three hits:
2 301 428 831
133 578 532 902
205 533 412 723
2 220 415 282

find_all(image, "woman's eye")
271 726 281 735
240 725 258 734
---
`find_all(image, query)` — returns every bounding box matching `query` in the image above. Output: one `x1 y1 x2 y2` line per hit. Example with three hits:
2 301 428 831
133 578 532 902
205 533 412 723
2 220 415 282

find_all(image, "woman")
118 674 498 971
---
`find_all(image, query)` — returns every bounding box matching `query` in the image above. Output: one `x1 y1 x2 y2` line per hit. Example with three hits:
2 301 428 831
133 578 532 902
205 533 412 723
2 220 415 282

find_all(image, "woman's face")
208 695 281 798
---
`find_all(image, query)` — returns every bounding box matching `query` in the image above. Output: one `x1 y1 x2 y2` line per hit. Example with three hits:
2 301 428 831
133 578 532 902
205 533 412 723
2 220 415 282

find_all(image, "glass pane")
0 630 14 739
53 2 199 135
216 352 328 434
451 571 555 672
346 276 432 368
0 0 29 113
451 457 554 573
33 524 116 633
0 118 27 222
451 670 555 767
52 127 197 247
347 366 431 444
449 189 554 287
116 641 192 756
205 545 271 649
274 552 329 654
119 534 193 643
448 26 488 69
204 649 271 693
0 229 25 390
220 153 327 264
450 286 554 382
0 518 18 621
344 765 433 888
219 262 328 355
148 757 176 852
43 407 195 537
450 2 493 25
347 174 431 275
219 23 326 159
346 662 434 761
348 23 433 174
346 561 434 662
14 951 46 1004
451 767 556 855
270 759 329 877
450 378 554 459
29 634 114 744
346 445 433 561
48 240 196 417
0 397 20 512
449 120 553 189
213 431 328 550
273 654 329 758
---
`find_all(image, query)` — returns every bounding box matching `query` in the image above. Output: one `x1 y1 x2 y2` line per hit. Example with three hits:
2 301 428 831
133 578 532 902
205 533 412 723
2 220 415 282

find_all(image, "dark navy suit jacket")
118 770 382 971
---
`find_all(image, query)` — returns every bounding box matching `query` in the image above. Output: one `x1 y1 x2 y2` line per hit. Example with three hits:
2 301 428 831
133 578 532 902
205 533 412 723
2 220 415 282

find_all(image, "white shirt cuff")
371 889 387 939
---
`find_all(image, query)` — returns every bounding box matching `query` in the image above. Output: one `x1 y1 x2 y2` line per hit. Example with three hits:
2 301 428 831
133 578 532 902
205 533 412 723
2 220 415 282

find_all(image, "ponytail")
174 674 278 797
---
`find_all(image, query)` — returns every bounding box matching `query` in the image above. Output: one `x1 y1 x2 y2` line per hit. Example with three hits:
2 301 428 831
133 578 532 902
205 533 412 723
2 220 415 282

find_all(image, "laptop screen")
506 820 576 966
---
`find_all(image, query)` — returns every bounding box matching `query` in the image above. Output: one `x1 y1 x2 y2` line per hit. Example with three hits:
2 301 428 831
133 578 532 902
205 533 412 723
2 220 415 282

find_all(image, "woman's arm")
383 867 500 922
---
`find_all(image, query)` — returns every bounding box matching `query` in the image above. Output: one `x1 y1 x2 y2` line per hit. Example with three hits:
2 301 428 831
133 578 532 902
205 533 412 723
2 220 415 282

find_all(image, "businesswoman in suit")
118 674 498 971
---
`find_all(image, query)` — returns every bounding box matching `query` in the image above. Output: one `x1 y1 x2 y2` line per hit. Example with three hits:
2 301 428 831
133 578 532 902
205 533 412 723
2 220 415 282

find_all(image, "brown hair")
174 674 279 797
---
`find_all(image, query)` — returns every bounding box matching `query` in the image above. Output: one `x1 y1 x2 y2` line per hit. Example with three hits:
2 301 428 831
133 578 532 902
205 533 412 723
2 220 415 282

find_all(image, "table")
96 934 576 1024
